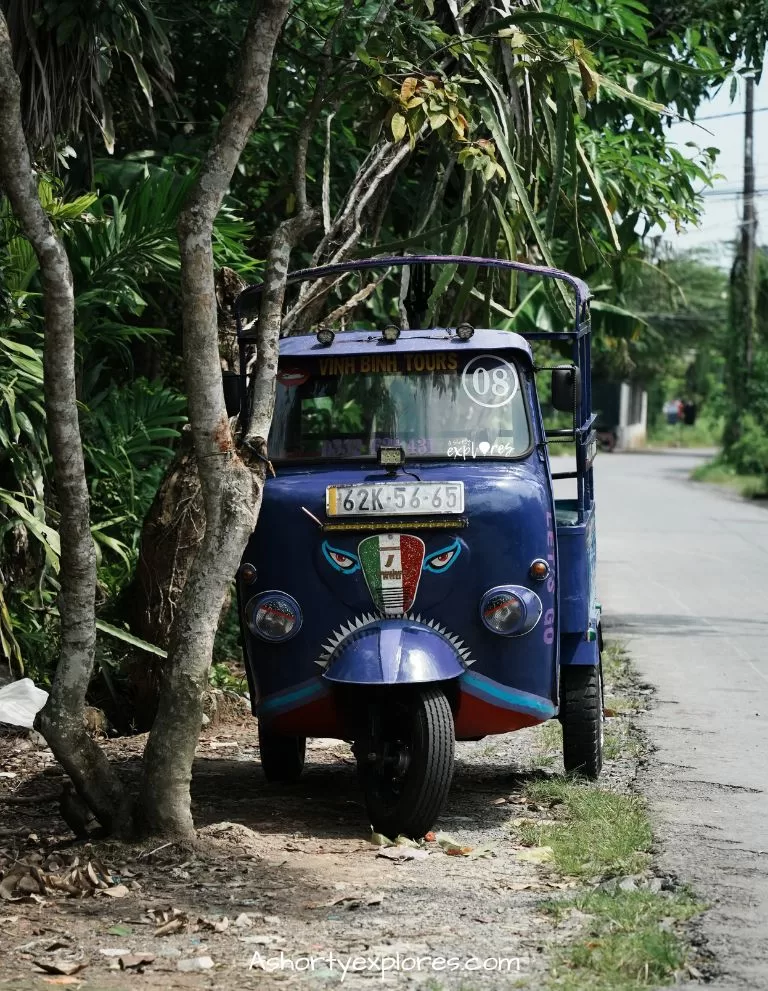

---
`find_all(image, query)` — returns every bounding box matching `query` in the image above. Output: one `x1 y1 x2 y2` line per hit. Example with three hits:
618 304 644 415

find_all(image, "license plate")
326 481 464 517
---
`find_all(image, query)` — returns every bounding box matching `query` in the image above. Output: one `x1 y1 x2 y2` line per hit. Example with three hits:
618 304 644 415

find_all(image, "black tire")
560 663 603 779
258 723 306 783
358 687 455 839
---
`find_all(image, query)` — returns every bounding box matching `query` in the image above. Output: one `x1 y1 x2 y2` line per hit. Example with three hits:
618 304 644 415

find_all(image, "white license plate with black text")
326 481 464 517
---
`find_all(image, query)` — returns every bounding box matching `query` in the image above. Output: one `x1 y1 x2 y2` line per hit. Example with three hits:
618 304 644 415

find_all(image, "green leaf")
482 12 716 75
575 140 621 253
95 619 167 658
0 490 60 571
481 106 574 316
127 53 153 107
391 112 407 142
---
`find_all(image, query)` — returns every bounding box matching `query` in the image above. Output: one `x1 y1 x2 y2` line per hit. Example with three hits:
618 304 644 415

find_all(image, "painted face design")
320 535 463 616
322 543 360 574
424 540 462 573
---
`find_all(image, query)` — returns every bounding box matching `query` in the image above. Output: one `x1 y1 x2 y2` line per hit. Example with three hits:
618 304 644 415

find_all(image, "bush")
727 413 768 476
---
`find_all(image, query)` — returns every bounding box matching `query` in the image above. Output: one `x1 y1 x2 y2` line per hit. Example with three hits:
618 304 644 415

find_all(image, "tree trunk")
139 0 292 838
0 14 129 833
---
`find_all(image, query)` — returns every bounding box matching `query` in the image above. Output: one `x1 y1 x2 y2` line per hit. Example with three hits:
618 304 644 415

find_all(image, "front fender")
322 619 466 685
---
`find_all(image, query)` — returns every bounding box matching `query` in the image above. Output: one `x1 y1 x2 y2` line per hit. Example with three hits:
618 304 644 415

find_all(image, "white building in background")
593 380 648 450
617 381 648 449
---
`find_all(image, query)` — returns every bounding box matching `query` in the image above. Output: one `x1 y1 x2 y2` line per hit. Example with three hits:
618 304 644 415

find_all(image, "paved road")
591 451 768 989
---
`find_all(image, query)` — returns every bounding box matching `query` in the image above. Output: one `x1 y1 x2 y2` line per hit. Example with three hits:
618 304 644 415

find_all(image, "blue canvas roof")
278 328 533 361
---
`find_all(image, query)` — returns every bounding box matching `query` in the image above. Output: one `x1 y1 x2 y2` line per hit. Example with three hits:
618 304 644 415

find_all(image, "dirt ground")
0 700 639 990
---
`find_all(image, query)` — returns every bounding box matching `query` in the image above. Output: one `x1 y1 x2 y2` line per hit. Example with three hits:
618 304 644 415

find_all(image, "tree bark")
0 14 129 832
139 0 293 838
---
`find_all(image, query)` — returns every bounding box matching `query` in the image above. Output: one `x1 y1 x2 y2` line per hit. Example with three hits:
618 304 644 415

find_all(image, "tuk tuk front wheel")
257 723 306 783
560 663 603 779
357 686 455 840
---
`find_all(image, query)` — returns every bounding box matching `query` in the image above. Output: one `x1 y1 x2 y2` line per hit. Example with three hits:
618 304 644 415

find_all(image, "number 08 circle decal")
461 355 519 408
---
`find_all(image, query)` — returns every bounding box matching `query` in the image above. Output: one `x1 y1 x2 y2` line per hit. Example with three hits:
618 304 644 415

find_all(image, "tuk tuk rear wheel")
258 723 306 783
358 686 455 840
560 663 603 779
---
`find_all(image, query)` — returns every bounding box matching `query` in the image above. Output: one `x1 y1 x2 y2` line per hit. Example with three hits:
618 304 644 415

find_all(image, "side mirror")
222 371 242 417
551 366 580 413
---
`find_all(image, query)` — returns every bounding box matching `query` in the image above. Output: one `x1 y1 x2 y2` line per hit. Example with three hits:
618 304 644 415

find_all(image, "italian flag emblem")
358 533 425 617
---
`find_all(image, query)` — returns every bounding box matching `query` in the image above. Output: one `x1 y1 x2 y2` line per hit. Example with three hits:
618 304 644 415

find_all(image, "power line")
695 106 768 121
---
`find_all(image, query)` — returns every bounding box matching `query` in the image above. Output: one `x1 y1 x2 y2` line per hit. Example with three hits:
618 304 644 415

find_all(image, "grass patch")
604 719 645 761
545 889 704 990
691 459 768 498
519 779 653 879
602 639 633 691
535 718 563 753
646 417 721 449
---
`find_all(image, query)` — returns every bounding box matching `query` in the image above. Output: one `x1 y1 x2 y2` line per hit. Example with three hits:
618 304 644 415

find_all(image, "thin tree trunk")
0 14 128 832
139 0 293 838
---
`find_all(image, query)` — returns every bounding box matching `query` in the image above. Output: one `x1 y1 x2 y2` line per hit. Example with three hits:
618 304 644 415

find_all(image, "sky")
658 73 768 264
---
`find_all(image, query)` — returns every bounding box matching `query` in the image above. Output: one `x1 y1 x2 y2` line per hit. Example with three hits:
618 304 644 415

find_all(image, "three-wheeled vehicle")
232 255 601 839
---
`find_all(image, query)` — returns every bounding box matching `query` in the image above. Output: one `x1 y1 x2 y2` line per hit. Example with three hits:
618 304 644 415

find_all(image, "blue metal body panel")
233 255 599 740
322 620 466 685
555 499 598 637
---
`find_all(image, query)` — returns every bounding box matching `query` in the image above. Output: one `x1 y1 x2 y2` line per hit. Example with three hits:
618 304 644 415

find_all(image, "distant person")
682 400 697 426
663 399 679 425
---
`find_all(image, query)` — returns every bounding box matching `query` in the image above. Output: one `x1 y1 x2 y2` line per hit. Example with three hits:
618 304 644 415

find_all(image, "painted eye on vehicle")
424 540 462 573
322 542 360 574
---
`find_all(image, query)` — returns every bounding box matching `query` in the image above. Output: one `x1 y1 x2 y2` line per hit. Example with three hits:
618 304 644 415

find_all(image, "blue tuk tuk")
232 255 601 839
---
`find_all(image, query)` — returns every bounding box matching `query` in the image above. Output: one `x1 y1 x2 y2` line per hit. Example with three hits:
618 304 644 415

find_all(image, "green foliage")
722 412 768 477
721 249 768 480
84 378 186 565
1 0 173 156
691 458 768 499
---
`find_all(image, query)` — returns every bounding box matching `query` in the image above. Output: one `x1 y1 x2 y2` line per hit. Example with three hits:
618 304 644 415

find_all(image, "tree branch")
293 0 356 214
140 0 293 839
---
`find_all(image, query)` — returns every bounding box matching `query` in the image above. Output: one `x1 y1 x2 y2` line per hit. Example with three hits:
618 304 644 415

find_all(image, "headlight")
245 591 302 642
480 586 543 637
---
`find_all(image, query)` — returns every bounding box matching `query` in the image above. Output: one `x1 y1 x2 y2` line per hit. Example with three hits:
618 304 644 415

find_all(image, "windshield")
268 351 532 461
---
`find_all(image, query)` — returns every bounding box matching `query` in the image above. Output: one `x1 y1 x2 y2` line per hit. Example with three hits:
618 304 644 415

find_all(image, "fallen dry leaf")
435 833 473 856
377 847 429 862
119 954 155 971
32 960 86 976
393 835 421 849
515 845 554 864
153 916 185 937
369 832 393 847
177 956 214 972
101 884 130 899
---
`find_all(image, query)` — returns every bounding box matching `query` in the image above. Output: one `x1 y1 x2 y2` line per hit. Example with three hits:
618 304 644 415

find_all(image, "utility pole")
741 75 757 374
725 76 758 449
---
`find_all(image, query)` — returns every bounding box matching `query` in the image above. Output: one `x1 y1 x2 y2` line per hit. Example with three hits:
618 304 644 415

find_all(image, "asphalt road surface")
591 451 768 990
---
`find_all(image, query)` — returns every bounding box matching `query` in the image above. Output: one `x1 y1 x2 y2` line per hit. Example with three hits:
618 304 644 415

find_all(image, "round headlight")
480 586 543 637
245 591 302 642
